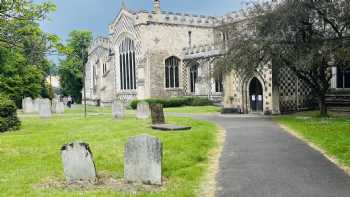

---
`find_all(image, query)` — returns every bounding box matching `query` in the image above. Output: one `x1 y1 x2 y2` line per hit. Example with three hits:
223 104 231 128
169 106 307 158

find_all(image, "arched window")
119 38 136 90
190 63 198 93
165 56 180 88
215 75 223 92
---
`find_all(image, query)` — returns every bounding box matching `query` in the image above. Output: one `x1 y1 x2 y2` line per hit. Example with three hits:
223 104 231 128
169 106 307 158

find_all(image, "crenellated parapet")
88 37 111 54
133 10 219 27
132 8 248 28
216 10 247 25
182 42 225 60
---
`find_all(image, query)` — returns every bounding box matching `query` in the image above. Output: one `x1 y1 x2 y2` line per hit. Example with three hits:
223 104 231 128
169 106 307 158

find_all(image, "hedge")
0 95 21 133
130 97 214 110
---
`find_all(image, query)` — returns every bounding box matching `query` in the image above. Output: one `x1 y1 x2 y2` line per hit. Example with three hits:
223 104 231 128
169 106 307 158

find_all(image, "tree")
0 0 56 48
0 1 61 107
216 0 350 117
59 30 92 103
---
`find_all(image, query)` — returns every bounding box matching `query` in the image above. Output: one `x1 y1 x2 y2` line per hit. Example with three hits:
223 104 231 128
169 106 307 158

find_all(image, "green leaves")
59 30 93 103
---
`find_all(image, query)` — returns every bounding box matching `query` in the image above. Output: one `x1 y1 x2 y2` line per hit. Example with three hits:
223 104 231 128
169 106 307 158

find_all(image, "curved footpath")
190 114 350 197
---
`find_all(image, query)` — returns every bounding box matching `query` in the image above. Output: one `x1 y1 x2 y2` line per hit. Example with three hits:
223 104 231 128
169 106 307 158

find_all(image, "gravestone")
112 100 124 119
33 98 41 112
136 102 150 119
124 135 162 185
22 97 34 114
61 142 97 183
52 99 64 114
55 101 65 114
150 104 165 124
51 99 58 113
39 99 52 118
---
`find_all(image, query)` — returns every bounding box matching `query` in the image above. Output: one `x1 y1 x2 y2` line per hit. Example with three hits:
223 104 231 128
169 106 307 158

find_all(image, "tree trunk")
319 95 328 117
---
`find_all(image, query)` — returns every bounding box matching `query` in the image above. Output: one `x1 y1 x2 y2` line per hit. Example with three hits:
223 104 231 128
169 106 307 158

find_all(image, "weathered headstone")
55 101 65 114
39 99 52 118
52 99 64 114
22 97 34 114
51 99 58 113
150 104 165 124
124 135 162 185
61 142 97 183
136 102 150 119
33 98 41 112
112 100 124 119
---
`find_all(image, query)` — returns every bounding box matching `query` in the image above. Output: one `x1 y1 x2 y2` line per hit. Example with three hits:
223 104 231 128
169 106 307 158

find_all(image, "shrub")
0 95 21 133
130 97 214 109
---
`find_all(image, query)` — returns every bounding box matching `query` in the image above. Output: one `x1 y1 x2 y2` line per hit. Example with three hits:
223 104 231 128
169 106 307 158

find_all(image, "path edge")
278 122 350 176
198 124 226 197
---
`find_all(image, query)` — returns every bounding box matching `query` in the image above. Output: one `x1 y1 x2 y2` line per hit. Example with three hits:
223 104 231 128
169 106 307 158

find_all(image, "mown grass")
59 105 221 115
164 106 221 114
277 111 350 169
0 106 218 197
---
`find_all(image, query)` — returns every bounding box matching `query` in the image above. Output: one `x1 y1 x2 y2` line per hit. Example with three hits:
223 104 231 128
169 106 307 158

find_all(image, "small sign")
252 95 256 101
258 95 263 101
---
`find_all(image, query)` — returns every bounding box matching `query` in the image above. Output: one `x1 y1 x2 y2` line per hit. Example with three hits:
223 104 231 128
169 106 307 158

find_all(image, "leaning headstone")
61 142 97 183
136 102 150 119
39 99 52 118
112 100 124 119
33 98 41 112
22 97 34 114
124 135 162 185
150 104 165 124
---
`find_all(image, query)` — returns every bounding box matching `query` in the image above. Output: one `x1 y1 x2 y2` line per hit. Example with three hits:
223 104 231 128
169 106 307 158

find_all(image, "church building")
84 0 348 114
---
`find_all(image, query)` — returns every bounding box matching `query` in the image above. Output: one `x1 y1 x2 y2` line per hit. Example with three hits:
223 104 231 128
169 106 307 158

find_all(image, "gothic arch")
165 56 181 88
119 37 136 90
240 72 266 114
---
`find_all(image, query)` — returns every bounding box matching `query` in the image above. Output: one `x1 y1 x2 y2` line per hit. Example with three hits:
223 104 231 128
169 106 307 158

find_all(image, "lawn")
0 106 218 197
164 106 221 114
277 111 350 169
56 105 221 115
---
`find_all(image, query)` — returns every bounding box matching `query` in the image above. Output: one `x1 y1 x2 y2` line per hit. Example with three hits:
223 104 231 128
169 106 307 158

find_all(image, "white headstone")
22 97 34 114
56 102 65 114
33 98 41 112
124 135 162 185
136 102 150 119
39 99 52 118
52 99 64 114
112 100 124 119
61 142 97 183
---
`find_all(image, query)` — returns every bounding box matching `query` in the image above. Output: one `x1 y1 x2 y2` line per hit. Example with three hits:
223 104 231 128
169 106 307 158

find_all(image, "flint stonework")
39 99 52 118
61 142 97 183
136 102 150 119
22 97 34 114
150 104 165 124
124 135 162 185
112 100 124 119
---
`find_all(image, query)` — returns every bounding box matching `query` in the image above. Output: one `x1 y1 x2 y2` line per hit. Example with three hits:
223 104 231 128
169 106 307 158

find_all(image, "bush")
0 95 21 133
130 97 214 110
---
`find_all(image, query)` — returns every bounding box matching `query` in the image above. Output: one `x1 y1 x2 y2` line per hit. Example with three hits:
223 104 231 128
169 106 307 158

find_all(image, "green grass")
60 105 221 115
277 111 350 168
0 106 218 197
164 106 221 114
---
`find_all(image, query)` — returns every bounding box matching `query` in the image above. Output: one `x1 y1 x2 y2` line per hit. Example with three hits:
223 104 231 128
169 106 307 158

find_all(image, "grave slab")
151 124 192 131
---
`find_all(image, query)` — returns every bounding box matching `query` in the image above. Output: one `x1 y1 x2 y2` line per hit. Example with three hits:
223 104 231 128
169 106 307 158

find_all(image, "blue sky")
34 0 245 42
